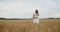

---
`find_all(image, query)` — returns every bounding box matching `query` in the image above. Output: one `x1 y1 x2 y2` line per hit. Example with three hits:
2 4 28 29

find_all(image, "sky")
0 0 60 18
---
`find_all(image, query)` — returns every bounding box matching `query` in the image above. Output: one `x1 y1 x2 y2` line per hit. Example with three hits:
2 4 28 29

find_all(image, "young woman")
32 9 39 32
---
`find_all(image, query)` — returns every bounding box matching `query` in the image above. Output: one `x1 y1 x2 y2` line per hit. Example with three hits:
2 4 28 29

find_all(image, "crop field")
0 19 60 32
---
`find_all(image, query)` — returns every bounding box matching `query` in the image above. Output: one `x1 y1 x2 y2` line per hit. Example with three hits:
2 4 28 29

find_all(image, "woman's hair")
35 9 39 16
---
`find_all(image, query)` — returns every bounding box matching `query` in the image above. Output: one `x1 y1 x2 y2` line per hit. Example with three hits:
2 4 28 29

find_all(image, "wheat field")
0 19 60 32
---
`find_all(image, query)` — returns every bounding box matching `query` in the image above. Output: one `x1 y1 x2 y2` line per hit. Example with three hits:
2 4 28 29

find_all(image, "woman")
32 9 39 32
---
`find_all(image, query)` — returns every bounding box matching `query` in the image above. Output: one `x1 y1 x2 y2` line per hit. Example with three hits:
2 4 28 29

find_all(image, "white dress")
33 13 39 24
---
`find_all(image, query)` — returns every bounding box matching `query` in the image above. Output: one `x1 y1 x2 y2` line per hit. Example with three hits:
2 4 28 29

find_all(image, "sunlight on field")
0 19 60 32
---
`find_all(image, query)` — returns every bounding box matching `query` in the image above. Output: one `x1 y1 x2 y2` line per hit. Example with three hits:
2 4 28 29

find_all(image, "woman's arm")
32 14 35 19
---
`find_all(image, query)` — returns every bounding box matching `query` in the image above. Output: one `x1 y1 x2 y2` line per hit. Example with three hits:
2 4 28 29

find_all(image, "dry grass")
0 19 60 32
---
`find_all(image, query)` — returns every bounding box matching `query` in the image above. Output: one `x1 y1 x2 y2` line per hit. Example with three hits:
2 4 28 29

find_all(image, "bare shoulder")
33 14 35 16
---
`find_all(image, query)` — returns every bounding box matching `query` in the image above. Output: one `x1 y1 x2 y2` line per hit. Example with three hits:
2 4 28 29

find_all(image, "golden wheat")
0 19 60 32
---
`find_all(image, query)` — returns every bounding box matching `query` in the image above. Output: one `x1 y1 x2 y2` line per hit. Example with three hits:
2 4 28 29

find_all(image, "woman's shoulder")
33 13 36 15
33 13 36 16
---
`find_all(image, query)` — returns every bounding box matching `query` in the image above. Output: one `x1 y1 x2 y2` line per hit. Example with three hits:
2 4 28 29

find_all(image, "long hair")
35 9 39 16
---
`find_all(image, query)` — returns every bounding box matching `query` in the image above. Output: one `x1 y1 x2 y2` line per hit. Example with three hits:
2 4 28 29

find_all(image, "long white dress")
33 13 39 24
